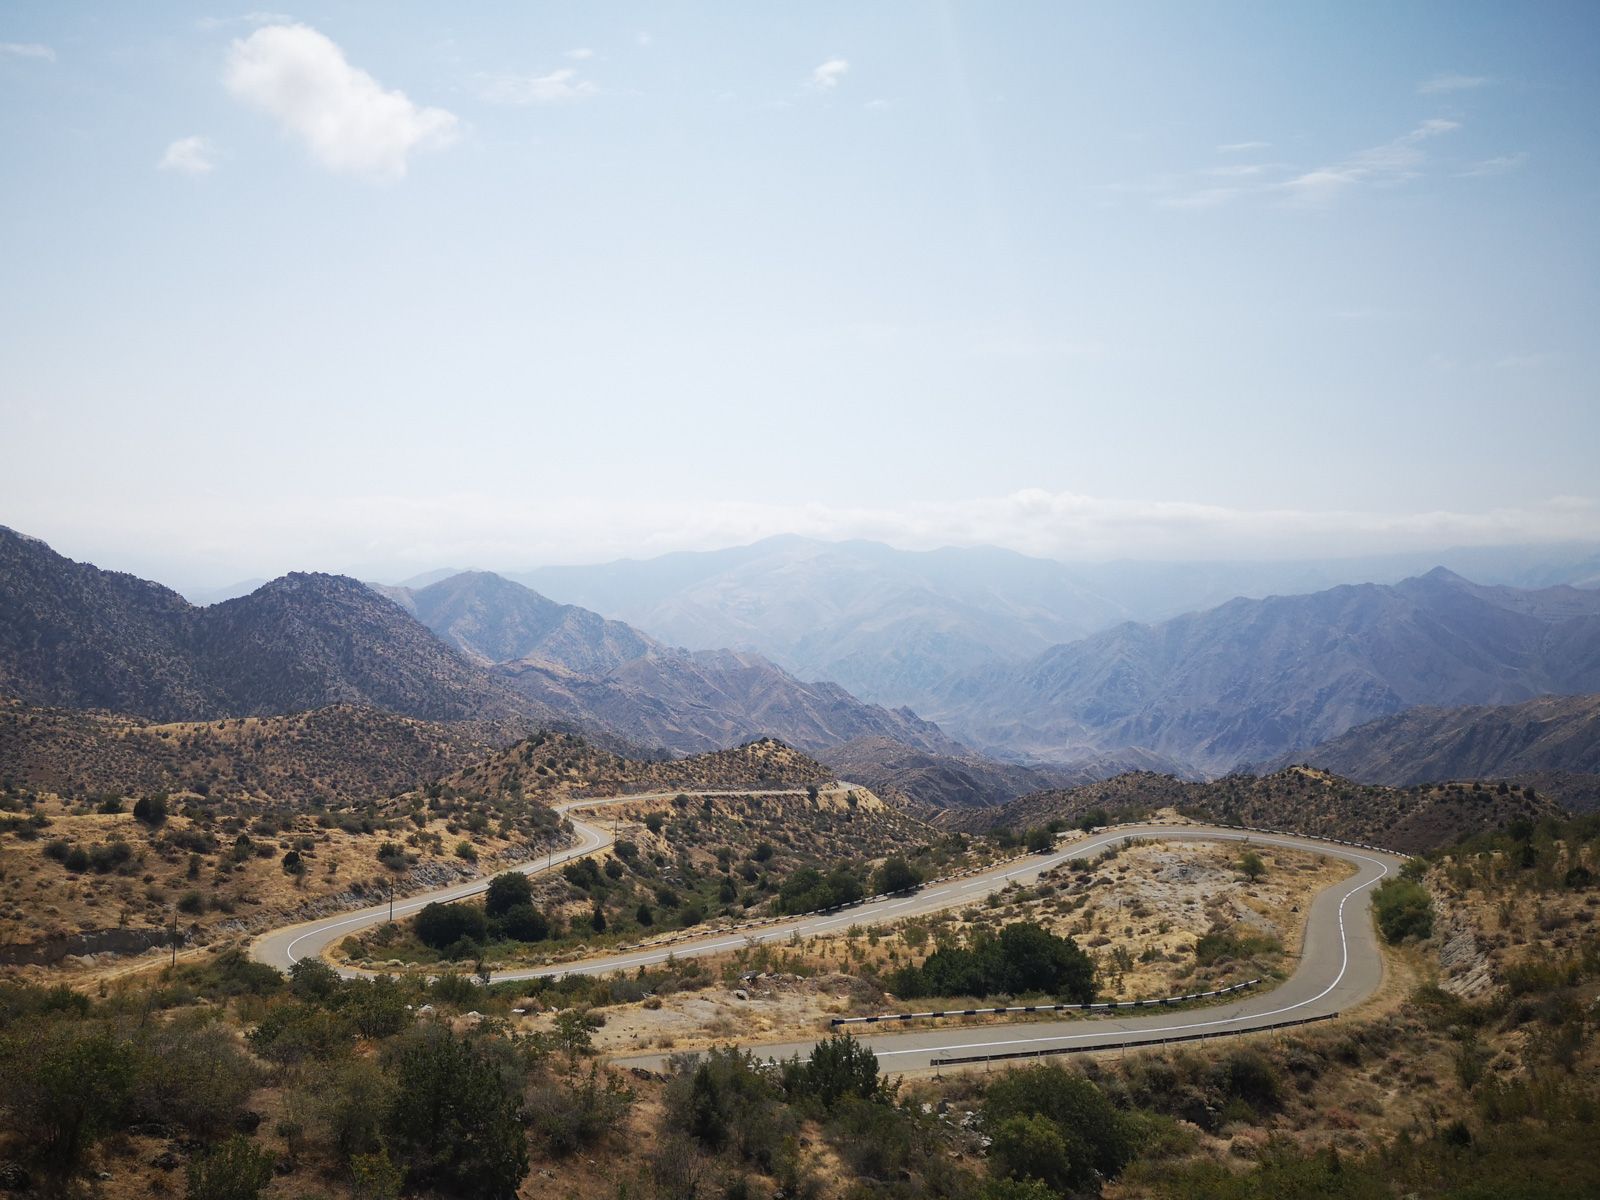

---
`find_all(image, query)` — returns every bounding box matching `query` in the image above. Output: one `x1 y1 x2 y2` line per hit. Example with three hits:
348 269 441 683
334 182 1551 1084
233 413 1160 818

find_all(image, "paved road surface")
250 802 1400 1075
250 789 810 973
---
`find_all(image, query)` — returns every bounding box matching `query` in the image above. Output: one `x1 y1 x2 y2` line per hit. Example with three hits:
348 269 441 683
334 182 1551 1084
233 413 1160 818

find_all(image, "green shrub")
484 872 533 917
983 1064 1136 1186
781 1033 885 1110
185 1134 274 1200
1372 878 1434 943
871 856 924 894
384 1028 529 1199
414 902 488 952
890 921 1095 1002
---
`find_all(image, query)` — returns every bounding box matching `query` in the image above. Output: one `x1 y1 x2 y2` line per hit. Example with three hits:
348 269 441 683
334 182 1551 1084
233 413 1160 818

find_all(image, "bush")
777 866 864 915
414 902 488 952
782 1034 884 1109
526 1064 634 1157
891 922 1095 1002
2 1022 135 1173
1373 878 1434 943
485 872 533 917
665 1047 791 1170
385 1028 528 1198
134 794 169 827
871 856 925 895
133 1016 262 1136
983 1065 1136 1188
185 1134 274 1200
1194 927 1281 965
288 957 340 1001
990 1112 1077 1192
493 903 549 943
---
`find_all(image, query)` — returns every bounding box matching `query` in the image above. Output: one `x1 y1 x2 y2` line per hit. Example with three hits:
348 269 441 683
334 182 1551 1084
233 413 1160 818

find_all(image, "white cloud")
0 41 55 61
477 67 599 105
1459 151 1528 177
1279 118 1459 207
808 58 849 90
1418 73 1490 94
159 136 216 175
564 47 594 60
224 23 457 180
1216 140 1269 153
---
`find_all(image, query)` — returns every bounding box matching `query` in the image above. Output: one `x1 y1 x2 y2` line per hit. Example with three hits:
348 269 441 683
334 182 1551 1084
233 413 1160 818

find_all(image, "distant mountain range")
931 568 1600 774
513 535 1600 709
7 524 1600 806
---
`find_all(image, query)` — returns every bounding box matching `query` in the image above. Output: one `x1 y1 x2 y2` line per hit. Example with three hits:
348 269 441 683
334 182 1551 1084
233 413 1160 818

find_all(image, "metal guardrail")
831 978 1262 1026
928 1010 1340 1066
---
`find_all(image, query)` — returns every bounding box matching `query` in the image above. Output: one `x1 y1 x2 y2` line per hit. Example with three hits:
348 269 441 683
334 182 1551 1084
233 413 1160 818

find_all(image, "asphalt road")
250 789 811 973
602 826 1402 1074
250 802 1401 1075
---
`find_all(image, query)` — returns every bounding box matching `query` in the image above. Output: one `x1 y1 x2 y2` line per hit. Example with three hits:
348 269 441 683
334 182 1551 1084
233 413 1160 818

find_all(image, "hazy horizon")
4 4 1598 586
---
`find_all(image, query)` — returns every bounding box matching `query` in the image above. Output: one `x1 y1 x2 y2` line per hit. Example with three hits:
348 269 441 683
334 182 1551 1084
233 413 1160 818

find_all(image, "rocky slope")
0 699 498 806
958 765 1561 854
818 736 1079 810
380 569 660 674
384 570 967 759
1278 693 1600 783
0 527 558 729
428 731 838 801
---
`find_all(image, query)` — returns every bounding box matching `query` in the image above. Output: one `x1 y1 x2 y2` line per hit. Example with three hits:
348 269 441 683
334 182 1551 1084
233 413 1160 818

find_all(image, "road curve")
250 808 1402 1075
251 789 812 973
603 826 1402 1074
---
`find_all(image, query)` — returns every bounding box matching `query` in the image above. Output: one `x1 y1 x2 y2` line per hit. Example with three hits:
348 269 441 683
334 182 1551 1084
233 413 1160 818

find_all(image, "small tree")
385 1030 529 1199
350 1148 403 1200
484 872 533 918
784 1034 882 1109
871 856 924 895
1238 850 1266 882
133 793 169 828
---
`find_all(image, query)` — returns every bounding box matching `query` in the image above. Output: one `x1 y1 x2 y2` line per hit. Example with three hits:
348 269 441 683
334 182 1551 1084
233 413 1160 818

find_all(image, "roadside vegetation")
340 797 967 971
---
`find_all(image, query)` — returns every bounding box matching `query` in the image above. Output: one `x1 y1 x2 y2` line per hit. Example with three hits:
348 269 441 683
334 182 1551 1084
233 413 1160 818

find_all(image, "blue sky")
2 3 1596 587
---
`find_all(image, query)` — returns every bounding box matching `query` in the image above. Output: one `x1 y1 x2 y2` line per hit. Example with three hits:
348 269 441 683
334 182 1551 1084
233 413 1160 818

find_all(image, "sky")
2 2 1597 589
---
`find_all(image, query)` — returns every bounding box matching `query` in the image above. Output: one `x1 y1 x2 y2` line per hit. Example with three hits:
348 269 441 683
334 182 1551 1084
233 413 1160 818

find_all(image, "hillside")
0 528 556 729
819 735 1080 810
381 569 660 674
1279 693 1600 786
427 731 838 802
961 765 1560 854
0 699 498 807
933 567 1600 774
387 570 967 758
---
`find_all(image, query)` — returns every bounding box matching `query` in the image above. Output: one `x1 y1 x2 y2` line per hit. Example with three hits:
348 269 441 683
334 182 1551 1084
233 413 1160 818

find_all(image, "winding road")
250 794 1403 1074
